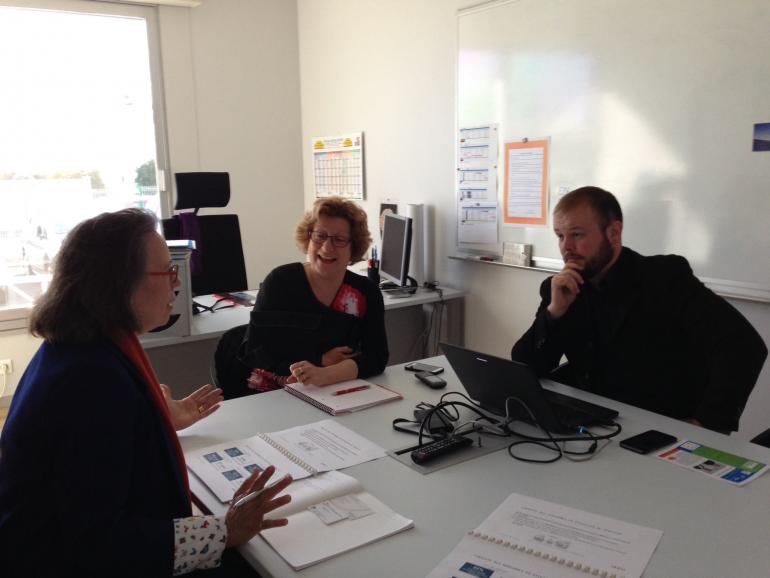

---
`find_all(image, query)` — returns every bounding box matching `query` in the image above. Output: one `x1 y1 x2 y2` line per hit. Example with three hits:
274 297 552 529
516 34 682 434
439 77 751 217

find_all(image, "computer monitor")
379 213 413 288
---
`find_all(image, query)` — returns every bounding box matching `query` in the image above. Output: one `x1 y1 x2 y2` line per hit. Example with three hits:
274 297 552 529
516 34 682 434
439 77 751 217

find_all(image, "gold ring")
198 405 205 414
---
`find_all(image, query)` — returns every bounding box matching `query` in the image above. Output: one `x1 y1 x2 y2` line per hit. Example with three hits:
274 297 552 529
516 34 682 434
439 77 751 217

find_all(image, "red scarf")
114 332 191 500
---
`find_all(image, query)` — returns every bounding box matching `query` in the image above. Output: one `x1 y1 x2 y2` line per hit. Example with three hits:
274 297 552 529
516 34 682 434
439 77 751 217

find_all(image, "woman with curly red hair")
230 196 388 397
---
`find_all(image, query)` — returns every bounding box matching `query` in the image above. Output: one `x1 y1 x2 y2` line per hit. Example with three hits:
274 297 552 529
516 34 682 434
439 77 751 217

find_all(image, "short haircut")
30 209 158 344
295 196 372 263
554 186 623 228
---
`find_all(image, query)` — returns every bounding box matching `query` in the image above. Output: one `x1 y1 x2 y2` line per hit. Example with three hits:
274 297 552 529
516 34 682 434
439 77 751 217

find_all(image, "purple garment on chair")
177 212 203 275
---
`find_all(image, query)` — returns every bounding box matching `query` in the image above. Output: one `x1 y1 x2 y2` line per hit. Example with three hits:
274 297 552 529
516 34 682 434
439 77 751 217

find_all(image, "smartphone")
405 362 444 375
415 371 447 389
619 430 677 454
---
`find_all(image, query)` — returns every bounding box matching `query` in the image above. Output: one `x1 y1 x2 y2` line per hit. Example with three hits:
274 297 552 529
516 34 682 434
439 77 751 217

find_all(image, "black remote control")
410 435 474 464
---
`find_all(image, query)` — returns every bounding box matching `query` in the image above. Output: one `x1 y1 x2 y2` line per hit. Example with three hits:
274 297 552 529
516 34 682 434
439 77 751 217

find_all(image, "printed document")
657 440 769 486
185 419 386 501
427 492 662 578
261 470 414 569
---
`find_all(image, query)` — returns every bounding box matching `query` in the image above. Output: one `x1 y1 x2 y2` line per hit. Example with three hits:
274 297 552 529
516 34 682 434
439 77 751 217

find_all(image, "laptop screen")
440 343 618 433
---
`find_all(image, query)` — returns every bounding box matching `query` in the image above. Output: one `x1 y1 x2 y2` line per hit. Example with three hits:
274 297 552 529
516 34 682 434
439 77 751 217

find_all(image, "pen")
231 474 291 509
333 385 370 396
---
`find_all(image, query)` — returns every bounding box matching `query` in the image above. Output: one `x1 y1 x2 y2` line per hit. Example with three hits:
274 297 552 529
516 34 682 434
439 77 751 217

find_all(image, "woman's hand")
321 346 359 367
287 359 358 386
160 383 223 431
225 465 293 547
287 361 328 385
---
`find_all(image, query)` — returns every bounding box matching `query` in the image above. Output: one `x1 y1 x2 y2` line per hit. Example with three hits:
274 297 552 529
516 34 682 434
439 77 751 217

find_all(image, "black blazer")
512 248 767 431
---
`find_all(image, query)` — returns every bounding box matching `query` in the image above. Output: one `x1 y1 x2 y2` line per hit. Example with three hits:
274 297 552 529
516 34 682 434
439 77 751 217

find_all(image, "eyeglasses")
147 263 179 284
309 230 351 248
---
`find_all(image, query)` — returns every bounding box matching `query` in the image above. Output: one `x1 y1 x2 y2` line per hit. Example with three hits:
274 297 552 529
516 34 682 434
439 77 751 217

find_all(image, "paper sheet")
503 139 549 226
427 492 662 578
457 124 499 244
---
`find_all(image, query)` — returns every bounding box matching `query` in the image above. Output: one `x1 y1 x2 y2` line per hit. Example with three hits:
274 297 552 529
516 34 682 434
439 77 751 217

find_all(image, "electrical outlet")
0 359 12 375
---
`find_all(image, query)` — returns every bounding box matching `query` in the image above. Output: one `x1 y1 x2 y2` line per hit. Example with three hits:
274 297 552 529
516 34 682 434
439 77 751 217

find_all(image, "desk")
142 288 464 397
179 356 770 578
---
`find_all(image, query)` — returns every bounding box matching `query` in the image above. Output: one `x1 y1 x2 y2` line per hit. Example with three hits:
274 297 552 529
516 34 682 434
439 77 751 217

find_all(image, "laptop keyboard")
544 389 617 426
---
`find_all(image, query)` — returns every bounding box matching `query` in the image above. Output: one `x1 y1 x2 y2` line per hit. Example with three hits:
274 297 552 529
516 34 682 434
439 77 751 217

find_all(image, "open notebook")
284 378 402 415
260 470 414 570
185 419 386 502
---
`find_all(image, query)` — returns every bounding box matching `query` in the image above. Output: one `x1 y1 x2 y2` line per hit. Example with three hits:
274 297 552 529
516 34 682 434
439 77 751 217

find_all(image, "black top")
511 247 767 432
236 263 388 391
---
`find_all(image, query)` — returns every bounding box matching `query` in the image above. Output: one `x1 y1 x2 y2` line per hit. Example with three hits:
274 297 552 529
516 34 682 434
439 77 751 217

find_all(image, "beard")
574 235 614 280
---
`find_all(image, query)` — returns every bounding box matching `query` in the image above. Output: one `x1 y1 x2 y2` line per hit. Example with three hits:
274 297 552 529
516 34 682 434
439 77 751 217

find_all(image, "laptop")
440 343 619 434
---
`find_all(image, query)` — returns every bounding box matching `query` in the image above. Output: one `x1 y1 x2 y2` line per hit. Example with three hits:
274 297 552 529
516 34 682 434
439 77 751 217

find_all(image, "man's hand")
547 263 584 320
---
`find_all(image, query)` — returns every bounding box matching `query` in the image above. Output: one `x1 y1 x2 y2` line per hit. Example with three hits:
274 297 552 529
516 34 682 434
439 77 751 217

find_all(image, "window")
0 0 168 320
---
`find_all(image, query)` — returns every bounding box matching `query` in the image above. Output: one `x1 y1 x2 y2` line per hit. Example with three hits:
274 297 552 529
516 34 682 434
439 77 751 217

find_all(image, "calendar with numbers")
312 132 365 200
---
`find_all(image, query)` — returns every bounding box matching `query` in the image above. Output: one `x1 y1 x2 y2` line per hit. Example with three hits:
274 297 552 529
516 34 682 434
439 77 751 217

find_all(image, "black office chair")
212 324 255 400
162 172 248 297
750 428 770 448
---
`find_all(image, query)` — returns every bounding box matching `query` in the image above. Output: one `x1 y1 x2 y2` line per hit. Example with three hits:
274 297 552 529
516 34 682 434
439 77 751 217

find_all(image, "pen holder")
367 266 380 285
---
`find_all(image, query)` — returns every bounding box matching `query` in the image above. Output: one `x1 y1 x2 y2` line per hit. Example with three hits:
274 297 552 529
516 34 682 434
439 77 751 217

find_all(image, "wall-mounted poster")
503 138 549 226
312 132 365 199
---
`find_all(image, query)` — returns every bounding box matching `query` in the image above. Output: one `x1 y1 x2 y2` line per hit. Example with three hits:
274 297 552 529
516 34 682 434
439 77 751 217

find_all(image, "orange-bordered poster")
503 139 549 226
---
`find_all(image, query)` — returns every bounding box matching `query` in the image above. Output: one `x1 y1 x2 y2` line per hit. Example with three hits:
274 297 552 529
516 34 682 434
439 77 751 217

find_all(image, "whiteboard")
458 0 770 298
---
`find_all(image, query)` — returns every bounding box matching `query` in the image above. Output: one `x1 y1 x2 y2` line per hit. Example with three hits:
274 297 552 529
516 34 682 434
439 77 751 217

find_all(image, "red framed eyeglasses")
147 264 179 284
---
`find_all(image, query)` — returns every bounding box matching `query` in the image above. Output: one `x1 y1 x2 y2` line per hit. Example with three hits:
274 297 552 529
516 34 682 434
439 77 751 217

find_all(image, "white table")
142 288 464 396
179 356 770 578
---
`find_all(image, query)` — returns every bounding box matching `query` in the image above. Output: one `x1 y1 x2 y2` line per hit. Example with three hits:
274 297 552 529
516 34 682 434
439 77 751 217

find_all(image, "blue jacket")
0 338 191 577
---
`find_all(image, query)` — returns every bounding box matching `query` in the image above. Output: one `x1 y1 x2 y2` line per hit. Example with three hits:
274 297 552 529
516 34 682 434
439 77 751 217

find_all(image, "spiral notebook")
427 492 662 578
185 419 387 502
261 470 414 570
283 378 402 415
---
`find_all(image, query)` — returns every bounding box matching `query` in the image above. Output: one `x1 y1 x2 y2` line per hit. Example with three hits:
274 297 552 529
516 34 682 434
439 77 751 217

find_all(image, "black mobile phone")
404 362 444 375
619 430 677 454
415 371 447 389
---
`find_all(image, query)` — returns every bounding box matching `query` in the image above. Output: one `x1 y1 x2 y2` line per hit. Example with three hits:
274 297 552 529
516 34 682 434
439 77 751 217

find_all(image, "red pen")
333 385 370 396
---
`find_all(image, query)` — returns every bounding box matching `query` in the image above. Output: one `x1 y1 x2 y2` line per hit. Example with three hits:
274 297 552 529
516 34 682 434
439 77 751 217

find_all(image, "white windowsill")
0 306 32 332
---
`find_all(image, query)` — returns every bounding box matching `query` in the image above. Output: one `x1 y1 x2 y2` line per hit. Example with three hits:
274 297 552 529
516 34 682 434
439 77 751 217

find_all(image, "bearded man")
511 186 766 432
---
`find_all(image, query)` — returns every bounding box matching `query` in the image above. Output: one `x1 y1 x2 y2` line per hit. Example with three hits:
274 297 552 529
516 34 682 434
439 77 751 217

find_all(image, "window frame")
0 0 172 329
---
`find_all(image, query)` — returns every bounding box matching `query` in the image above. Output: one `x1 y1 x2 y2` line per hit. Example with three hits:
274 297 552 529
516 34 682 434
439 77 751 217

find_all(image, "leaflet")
656 440 768 486
426 492 662 578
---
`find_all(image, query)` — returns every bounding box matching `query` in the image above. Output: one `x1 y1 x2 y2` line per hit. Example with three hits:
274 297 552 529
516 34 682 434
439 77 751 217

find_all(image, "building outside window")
0 1 168 317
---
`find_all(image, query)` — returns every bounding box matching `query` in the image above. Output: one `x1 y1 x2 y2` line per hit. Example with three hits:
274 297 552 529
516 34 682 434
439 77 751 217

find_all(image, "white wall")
0 0 304 404
296 0 770 440
159 0 304 287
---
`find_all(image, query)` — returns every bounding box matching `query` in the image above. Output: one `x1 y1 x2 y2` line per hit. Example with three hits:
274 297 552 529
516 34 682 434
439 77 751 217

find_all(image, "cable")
501 396 622 464
407 299 437 359
431 296 446 355
392 391 622 464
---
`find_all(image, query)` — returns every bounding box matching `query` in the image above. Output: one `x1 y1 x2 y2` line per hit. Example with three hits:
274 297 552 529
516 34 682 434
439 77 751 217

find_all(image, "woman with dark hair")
0 209 292 577
231 196 388 397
